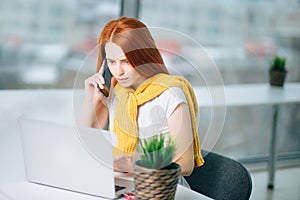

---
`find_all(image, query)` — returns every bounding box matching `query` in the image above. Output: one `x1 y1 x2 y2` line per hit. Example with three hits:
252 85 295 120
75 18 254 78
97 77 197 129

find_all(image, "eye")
121 60 130 65
107 59 115 66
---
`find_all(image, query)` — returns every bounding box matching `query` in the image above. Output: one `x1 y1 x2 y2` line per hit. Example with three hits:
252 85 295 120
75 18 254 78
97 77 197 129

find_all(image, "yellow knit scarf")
113 73 204 166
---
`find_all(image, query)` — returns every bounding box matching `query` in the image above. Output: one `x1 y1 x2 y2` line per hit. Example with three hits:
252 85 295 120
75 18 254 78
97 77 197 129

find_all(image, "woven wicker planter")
133 161 181 200
269 70 287 87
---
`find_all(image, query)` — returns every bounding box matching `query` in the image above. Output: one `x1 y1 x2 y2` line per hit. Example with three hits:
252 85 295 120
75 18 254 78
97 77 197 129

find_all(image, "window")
140 0 300 85
0 0 120 89
140 0 300 163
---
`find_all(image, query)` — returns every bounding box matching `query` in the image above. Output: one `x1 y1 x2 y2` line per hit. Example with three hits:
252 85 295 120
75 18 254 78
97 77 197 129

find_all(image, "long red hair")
96 17 169 77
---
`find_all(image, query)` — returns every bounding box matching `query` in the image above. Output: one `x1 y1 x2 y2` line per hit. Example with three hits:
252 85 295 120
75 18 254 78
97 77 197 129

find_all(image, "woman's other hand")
114 155 135 174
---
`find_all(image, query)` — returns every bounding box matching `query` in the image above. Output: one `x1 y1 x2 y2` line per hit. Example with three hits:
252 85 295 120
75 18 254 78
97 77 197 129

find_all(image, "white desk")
194 83 300 189
0 91 210 200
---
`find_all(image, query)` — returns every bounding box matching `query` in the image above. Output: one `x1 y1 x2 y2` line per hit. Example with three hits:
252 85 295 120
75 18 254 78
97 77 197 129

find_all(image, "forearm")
174 146 194 176
77 99 108 129
77 98 95 127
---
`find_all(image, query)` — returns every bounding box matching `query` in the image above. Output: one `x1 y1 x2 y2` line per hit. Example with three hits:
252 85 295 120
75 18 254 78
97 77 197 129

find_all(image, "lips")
117 77 128 82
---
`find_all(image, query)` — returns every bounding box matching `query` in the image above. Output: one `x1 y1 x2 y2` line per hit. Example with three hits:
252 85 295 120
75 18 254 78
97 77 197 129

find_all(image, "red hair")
96 17 169 77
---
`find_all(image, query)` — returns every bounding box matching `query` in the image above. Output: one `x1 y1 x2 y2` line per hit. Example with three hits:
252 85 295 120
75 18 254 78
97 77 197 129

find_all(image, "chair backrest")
184 150 252 200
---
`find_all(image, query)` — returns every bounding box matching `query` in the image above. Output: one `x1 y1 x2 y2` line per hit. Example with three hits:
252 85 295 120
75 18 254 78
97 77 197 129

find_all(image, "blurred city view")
1 0 299 89
0 0 299 163
0 0 120 89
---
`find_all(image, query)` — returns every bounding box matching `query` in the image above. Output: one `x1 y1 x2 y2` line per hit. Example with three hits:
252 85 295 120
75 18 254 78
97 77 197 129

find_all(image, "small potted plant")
134 134 181 200
269 55 287 87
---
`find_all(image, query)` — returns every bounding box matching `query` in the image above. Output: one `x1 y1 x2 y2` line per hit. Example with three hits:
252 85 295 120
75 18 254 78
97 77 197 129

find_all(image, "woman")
78 17 204 185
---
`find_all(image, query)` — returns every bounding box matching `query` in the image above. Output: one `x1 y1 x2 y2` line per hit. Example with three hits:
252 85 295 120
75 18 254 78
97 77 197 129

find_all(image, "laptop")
18 118 134 199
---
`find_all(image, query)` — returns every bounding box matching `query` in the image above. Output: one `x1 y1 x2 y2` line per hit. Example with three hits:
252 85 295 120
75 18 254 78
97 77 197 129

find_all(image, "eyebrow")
106 57 128 61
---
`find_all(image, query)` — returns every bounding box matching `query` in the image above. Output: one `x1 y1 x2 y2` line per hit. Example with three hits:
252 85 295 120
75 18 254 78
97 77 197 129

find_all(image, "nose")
116 62 125 76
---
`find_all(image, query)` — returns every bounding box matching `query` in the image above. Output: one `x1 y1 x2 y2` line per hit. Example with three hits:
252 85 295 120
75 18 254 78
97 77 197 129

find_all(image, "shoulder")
159 87 187 102
157 87 188 118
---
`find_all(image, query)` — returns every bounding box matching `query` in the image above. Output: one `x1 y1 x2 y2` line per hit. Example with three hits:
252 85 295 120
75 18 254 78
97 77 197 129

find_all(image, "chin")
119 82 131 88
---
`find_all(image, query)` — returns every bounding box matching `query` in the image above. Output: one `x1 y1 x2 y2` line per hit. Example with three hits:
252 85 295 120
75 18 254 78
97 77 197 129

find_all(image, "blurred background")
0 0 299 167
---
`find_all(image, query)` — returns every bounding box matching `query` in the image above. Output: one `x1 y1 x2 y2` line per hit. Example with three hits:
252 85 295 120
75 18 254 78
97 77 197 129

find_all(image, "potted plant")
134 134 181 200
269 55 287 87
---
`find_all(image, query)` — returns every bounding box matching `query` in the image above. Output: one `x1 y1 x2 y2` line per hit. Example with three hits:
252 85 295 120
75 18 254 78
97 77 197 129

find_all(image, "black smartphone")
100 61 112 97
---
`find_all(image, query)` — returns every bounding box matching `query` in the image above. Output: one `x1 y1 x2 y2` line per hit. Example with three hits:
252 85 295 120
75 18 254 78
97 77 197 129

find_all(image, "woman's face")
105 42 146 90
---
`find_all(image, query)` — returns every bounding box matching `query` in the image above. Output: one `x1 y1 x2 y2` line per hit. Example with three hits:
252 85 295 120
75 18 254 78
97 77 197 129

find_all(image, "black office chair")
184 150 252 200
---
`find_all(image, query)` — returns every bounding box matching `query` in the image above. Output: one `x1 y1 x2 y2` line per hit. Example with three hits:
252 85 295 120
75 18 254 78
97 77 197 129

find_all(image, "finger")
98 74 105 85
93 76 104 90
87 74 104 90
85 78 100 91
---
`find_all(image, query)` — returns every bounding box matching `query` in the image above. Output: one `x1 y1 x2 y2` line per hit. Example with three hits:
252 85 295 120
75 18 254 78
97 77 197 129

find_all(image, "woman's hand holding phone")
84 72 107 104
84 60 112 105
79 68 111 129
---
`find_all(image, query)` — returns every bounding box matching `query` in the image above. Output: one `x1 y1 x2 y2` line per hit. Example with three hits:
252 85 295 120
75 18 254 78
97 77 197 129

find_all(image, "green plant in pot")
134 134 181 200
269 55 287 87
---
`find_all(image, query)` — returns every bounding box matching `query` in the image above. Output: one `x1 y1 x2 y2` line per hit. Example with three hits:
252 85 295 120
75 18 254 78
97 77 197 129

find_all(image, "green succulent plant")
270 56 286 71
138 134 176 169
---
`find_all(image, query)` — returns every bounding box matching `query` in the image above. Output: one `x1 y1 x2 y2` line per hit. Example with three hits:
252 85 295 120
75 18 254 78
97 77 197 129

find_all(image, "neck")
130 77 147 90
